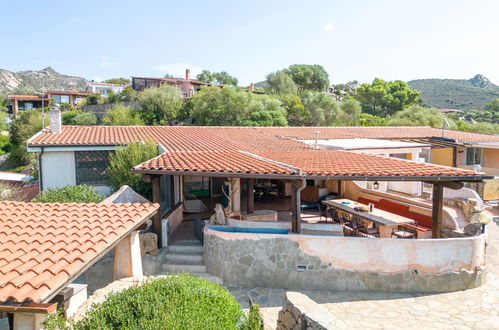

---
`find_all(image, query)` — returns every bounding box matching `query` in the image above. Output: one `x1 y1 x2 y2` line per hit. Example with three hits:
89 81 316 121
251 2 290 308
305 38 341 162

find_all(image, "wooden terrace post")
337 180 343 198
452 146 458 168
432 183 444 238
247 178 255 214
151 175 162 247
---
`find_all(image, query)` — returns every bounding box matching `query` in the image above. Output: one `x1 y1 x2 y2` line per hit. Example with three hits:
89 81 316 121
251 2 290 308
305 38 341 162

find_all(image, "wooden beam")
247 178 255 214
432 183 444 238
290 181 303 233
452 146 458 168
151 176 162 247
337 180 342 198
425 181 464 190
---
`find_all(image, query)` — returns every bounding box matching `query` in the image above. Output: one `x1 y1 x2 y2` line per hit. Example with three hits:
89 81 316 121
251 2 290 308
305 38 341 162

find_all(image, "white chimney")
50 105 62 134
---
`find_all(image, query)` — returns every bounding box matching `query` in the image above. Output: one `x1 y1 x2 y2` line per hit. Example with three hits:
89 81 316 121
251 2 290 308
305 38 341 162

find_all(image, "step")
172 239 202 245
167 244 203 254
165 253 203 264
162 263 207 273
192 273 224 285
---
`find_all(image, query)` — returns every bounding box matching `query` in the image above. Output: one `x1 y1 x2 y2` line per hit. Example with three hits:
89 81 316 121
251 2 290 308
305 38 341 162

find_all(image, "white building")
85 81 126 97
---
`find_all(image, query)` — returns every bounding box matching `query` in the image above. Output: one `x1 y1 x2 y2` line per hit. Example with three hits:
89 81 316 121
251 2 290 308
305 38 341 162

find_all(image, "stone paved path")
228 208 499 329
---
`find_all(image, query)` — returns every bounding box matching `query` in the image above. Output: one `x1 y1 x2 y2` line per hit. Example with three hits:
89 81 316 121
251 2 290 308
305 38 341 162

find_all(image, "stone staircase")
162 240 223 285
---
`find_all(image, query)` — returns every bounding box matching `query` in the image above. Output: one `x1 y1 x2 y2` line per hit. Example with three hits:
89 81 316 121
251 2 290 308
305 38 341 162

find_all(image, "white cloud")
323 22 335 32
99 56 122 68
153 63 203 78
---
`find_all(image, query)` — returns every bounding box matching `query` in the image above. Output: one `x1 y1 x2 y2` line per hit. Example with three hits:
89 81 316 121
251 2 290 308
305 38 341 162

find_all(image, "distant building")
6 90 89 117
85 81 126 96
131 69 262 98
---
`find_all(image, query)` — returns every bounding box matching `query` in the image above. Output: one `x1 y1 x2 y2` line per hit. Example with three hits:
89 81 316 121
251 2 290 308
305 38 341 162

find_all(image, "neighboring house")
85 81 125 96
131 69 262 98
0 171 33 187
6 90 89 117
27 115 493 244
6 94 49 117
0 200 158 329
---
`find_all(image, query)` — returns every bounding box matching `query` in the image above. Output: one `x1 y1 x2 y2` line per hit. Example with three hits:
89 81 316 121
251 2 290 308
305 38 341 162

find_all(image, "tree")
284 64 330 92
196 70 238 86
338 98 362 125
301 92 342 126
107 141 159 200
279 94 309 126
9 110 49 166
387 105 445 128
265 71 298 95
73 112 97 125
120 87 139 102
484 98 499 112
355 78 421 117
0 111 9 131
86 93 102 105
138 85 184 125
107 90 120 103
187 86 287 126
32 185 104 203
164 73 173 78
102 78 130 85
103 104 145 126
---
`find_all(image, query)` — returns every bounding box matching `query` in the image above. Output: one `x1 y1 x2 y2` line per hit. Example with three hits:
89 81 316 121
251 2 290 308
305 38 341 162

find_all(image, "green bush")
62 110 97 125
73 113 97 125
138 85 184 125
0 135 11 155
32 185 104 203
107 141 159 200
44 275 261 330
103 104 144 126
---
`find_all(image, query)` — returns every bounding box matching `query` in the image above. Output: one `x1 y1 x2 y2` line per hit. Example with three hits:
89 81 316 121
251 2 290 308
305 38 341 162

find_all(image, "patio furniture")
356 217 380 237
322 199 415 238
391 226 416 239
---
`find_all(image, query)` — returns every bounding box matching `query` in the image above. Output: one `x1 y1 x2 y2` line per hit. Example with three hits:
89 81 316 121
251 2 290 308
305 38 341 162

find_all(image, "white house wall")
41 151 76 190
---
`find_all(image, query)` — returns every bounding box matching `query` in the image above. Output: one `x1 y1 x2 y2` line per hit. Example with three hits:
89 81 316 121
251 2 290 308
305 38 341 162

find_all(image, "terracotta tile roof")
0 201 158 304
7 95 49 101
260 150 478 177
46 91 90 96
28 126 499 148
136 151 294 175
136 149 479 179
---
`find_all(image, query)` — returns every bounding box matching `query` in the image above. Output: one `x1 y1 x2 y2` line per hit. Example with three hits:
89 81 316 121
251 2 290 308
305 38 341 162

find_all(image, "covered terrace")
133 148 491 245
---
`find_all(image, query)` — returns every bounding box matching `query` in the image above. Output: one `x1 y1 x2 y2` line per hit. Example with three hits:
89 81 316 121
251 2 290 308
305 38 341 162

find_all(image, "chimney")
250 83 254 91
50 104 62 134
185 69 191 80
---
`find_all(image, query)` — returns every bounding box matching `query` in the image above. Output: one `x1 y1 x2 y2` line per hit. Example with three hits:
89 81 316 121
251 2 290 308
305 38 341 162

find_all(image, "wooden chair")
354 217 380 238
391 225 416 239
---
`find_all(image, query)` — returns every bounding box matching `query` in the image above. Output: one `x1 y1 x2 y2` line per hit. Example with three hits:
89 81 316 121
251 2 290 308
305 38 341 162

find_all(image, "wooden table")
322 199 415 238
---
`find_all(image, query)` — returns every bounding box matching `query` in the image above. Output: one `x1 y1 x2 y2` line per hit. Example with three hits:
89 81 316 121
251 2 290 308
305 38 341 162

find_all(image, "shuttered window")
75 151 111 185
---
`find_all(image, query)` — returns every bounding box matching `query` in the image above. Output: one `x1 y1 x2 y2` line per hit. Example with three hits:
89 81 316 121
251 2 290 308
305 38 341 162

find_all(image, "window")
75 151 111 185
51 95 70 104
466 148 482 165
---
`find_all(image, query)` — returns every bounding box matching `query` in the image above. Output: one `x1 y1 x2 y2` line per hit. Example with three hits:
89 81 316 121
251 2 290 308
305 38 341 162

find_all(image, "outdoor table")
322 199 415 238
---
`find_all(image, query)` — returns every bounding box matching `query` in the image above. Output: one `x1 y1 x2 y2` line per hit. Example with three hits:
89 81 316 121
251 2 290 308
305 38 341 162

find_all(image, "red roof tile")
28 126 499 148
0 201 158 304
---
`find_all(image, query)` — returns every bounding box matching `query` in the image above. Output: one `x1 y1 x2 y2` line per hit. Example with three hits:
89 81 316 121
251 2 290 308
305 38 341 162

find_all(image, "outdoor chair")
356 219 380 238
391 225 416 239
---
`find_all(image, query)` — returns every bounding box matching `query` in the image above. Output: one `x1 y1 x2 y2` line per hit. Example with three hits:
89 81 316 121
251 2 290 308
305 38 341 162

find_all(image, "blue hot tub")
208 226 289 235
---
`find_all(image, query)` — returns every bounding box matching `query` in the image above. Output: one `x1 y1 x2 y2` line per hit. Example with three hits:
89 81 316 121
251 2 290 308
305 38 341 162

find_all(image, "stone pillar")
113 231 143 280
290 180 305 233
230 178 241 216
13 99 19 118
13 313 45 330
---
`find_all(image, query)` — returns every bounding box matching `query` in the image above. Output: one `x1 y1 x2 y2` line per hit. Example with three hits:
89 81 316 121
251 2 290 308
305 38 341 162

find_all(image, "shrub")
138 85 184 125
44 274 260 330
62 109 83 125
59 103 75 112
73 113 97 125
107 141 159 200
103 104 144 126
32 185 104 203
244 304 264 330
86 93 102 105
9 110 49 166
0 135 11 155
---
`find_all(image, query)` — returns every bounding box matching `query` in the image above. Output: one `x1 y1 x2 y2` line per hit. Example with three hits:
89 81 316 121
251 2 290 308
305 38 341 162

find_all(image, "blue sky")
2 0 498 86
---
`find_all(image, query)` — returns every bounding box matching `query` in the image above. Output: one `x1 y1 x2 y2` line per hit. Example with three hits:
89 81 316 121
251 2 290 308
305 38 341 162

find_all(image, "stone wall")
204 227 486 292
277 292 335 330
82 101 139 120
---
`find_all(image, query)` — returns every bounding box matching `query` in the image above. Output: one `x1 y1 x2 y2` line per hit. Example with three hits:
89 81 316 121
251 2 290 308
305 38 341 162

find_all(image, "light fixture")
373 181 379 190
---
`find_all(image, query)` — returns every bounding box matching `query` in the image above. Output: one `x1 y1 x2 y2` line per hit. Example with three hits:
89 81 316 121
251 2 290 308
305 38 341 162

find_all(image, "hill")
0 66 87 94
408 74 499 110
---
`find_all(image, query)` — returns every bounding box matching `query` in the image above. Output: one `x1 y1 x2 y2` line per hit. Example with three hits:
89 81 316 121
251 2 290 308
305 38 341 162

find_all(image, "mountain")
0 67 87 94
408 74 499 110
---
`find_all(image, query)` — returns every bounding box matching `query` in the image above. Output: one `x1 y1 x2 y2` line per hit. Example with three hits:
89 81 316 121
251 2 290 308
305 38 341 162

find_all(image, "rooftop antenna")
441 117 451 138
314 131 320 149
